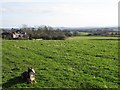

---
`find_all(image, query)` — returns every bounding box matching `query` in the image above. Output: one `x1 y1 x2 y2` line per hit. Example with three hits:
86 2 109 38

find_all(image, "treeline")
1 25 80 40
87 30 119 37
1 25 119 40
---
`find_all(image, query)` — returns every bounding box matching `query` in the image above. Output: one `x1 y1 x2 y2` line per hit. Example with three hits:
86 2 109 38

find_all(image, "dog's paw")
34 80 37 83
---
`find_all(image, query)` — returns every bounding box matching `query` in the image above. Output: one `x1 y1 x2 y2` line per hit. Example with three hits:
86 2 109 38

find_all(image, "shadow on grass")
2 76 24 88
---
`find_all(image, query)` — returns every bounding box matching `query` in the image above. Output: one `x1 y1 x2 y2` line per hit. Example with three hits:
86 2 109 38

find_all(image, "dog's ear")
28 67 30 70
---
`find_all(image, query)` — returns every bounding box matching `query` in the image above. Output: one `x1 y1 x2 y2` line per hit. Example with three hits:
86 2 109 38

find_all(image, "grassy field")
2 36 119 88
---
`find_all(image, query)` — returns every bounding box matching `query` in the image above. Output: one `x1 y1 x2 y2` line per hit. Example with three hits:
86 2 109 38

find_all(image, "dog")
21 67 36 84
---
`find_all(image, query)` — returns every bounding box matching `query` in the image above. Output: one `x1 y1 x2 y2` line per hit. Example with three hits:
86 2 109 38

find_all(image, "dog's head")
27 67 35 83
28 67 35 74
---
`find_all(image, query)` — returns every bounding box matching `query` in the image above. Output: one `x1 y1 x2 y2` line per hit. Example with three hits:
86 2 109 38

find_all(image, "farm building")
2 30 29 40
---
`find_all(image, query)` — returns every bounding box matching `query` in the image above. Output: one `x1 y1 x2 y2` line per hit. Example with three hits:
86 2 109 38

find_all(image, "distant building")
12 30 29 39
2 30 29 40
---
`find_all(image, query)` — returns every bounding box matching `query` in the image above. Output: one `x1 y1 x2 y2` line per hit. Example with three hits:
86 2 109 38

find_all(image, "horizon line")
0 25 118 29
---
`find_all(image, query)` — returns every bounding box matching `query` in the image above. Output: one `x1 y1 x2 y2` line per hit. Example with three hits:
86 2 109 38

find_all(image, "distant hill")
0 26 118 32
57 27 118 32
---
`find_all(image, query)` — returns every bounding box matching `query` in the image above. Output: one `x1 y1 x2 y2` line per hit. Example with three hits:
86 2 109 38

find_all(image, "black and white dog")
21 67 36 84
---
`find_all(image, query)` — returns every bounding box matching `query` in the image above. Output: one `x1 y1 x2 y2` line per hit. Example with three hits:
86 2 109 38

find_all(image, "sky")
0 0 119 28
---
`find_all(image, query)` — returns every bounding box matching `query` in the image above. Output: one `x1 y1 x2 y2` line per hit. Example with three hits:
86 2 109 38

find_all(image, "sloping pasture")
2 36 119 88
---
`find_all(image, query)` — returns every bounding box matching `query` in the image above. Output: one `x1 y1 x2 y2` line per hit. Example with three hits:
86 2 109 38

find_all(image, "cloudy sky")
0 0 119 28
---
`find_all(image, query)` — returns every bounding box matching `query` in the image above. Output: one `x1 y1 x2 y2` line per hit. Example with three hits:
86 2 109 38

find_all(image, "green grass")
2 36 119 88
